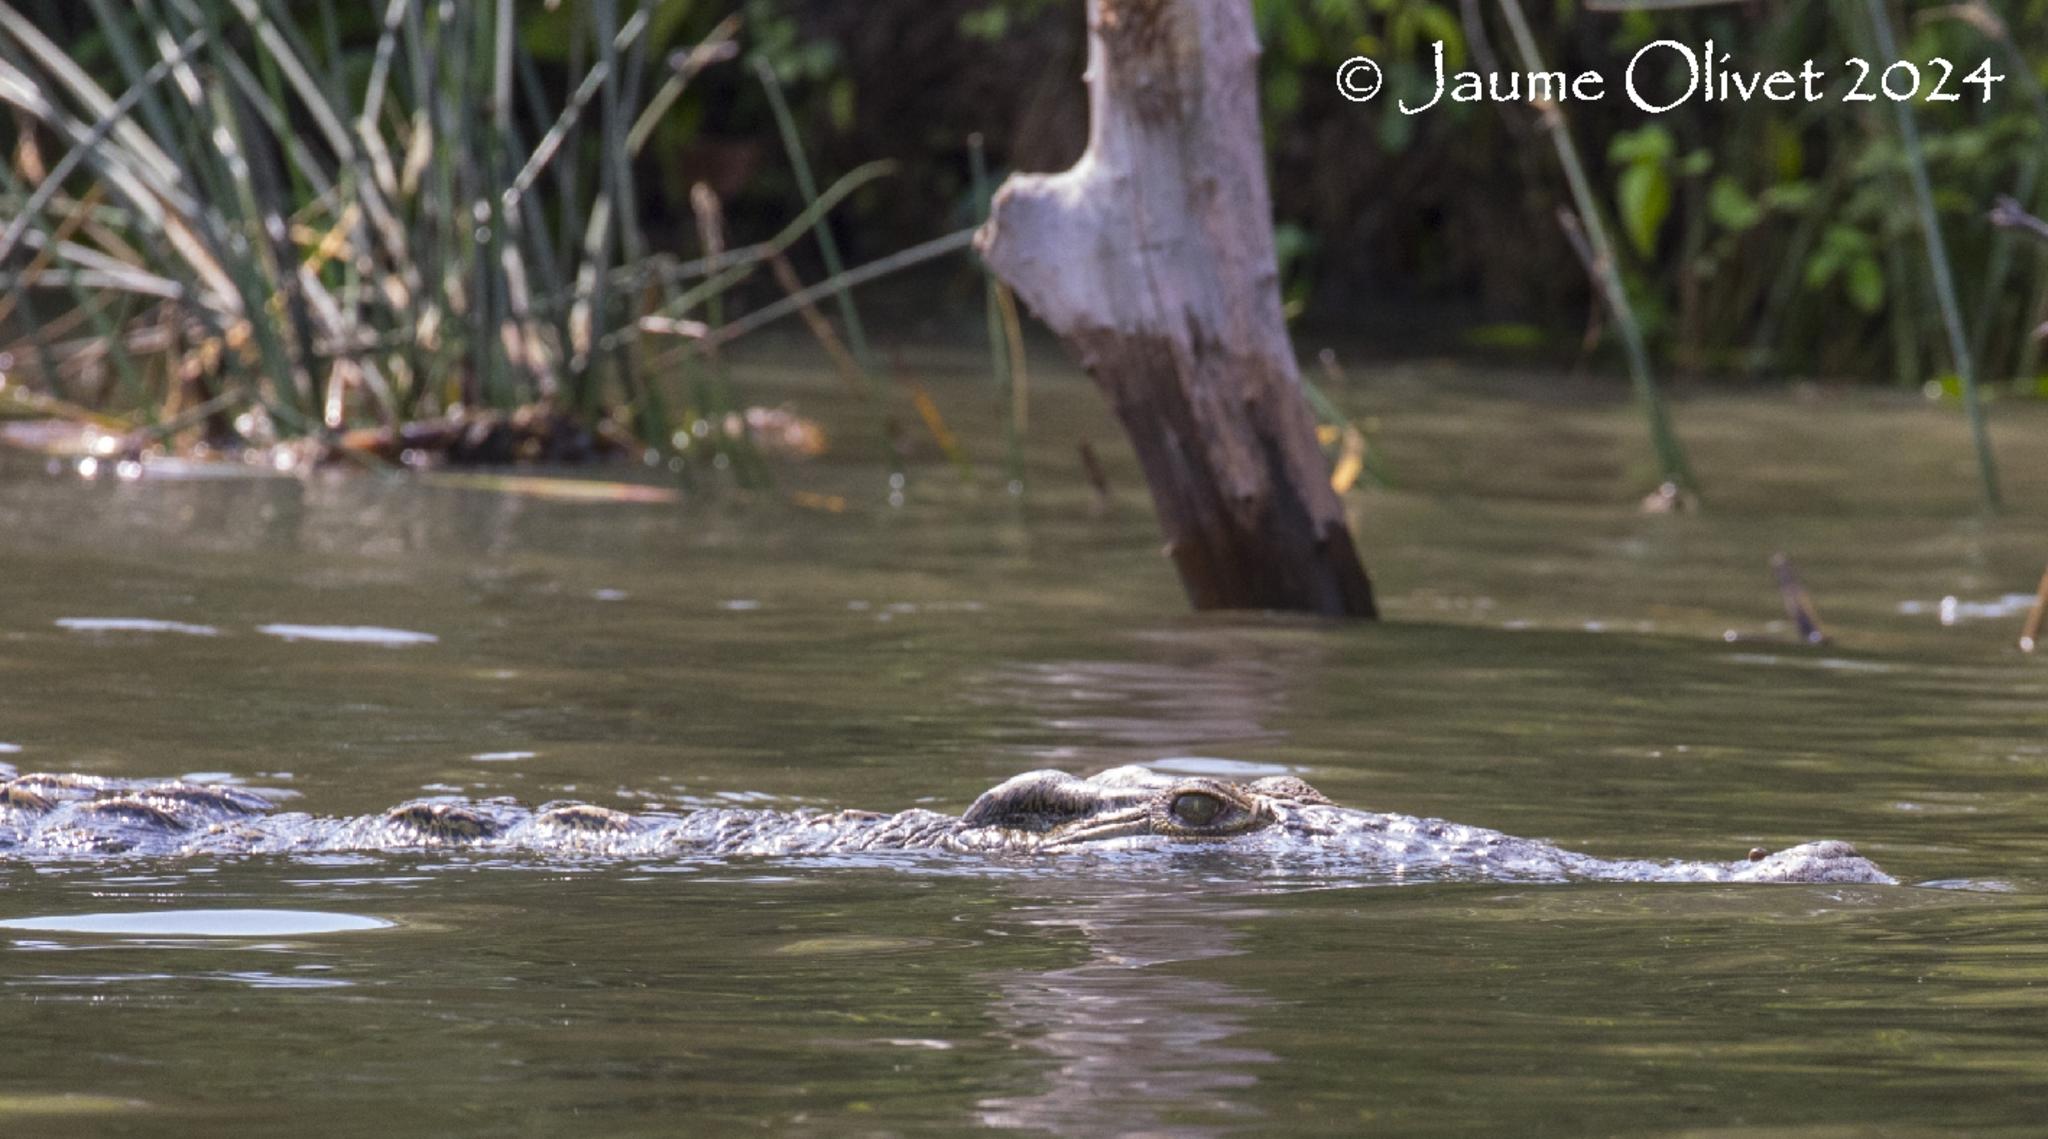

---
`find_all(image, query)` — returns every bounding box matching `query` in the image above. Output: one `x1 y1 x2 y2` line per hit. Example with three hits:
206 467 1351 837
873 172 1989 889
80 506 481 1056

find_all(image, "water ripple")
256 624 438 647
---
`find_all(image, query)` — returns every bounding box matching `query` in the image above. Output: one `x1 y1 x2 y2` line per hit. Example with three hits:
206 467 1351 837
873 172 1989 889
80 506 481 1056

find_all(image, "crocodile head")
956 766 1335 852
952 765 1895 884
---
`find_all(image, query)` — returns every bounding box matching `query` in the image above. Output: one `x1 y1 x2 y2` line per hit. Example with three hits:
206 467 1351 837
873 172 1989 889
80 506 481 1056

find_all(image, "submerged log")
975 0 1376 617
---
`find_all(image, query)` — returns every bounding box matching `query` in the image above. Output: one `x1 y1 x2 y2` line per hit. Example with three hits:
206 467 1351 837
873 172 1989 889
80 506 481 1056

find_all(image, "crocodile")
0 765 1893 883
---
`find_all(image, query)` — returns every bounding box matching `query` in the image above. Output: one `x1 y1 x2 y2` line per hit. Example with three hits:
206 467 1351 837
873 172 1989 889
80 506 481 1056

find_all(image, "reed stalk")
1860 0 2000 508
671 228 977 357
750 54 906 482
0 2 855 471
1496 0 1697 496
970 133 1025 491
1943 3 2048 382
753 56 874 374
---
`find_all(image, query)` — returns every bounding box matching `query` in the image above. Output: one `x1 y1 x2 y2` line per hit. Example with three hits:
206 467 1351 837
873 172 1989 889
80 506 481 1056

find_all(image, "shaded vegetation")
0 0 2043 475
718 0 2048 385
0 0 955 473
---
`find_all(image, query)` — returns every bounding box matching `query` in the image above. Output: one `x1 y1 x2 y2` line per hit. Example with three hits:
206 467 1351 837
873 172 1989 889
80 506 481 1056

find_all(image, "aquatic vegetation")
2 0 2041 520
0 2 955 478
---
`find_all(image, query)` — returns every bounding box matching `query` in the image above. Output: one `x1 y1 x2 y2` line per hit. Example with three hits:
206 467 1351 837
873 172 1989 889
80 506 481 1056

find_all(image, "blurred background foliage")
2 0 2044 462
603 0 2048 385
745 0 2048 388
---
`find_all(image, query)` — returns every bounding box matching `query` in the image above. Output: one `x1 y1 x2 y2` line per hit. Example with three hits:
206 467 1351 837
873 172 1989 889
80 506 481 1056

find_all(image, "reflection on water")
55 617 220 637
979 881 1277 1136
254 625 440 647
1150 756 1298 778
1898 593 2040 624
982 628 1333 773
0 910 393 937
4 360 2048 1134
991 657 1282 750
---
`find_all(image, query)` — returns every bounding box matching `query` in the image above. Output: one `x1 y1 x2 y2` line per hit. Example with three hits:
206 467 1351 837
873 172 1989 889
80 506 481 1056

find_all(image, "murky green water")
3 350 2047 1135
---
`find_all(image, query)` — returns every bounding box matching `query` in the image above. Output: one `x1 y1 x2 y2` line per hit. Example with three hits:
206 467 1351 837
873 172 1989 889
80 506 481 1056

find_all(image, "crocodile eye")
1170 792 1224 826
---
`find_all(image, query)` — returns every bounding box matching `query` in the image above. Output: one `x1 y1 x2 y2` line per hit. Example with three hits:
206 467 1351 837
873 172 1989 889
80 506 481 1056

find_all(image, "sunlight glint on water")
3 357 2047 1136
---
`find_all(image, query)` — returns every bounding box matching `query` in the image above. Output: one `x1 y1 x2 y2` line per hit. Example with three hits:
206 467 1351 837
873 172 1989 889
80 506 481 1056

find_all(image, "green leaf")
1708 176 1763 232
827 77 855 132
1760 181 1817 213
1805 225 1870 289
1280 6 1318 61
1274 223 1315 270
1265 69 1303 118
1608 124 1674 167
1408 4 1467 70
1767 121 1804 181
1845 256 1885 314
1617 164 1672 256
958 8 1009 40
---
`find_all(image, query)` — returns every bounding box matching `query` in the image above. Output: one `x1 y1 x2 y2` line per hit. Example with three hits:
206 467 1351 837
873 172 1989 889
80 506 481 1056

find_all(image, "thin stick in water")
892 354 974 484
2019 564 2048 653
767 252 864 397
993 281 1030 436
1078 438 1111 514
1990 197 2048 248
1770 553 1828 646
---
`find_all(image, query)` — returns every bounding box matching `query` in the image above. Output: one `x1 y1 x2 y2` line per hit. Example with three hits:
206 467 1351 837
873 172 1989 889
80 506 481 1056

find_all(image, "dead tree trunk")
975 0 1376 618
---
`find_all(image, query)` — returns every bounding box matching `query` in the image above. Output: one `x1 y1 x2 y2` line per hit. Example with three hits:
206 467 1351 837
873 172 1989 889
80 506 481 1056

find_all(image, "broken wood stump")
975 0 1377 618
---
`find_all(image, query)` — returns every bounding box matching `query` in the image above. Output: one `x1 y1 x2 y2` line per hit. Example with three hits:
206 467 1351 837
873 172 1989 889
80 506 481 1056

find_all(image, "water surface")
2 352 2046 1135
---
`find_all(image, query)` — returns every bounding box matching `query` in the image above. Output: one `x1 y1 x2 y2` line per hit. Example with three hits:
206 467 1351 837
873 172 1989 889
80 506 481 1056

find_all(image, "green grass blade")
754 55 874 371
1861 0 1999 509
1496 0 1697 495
